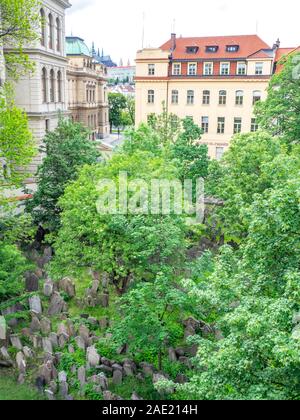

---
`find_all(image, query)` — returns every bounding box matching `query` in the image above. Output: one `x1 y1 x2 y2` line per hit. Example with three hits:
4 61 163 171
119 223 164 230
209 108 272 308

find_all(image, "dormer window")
206 46 219 53
226 45 239 52
186 46 199 54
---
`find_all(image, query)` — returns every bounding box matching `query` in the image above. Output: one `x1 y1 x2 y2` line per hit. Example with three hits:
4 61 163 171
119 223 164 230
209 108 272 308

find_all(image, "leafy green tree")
113 274 189 370
171 117 208 183
175 178 300 400
207 131 284 242
0 0 40 78
50 150 186 294
26 119 99 233
0 242 30 301
146 103 181 144
0 89 36 191
108 93 127 133
255 52 300 147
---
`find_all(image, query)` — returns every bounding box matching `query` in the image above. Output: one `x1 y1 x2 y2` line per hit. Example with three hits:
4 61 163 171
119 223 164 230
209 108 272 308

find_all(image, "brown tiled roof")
160 35 271 60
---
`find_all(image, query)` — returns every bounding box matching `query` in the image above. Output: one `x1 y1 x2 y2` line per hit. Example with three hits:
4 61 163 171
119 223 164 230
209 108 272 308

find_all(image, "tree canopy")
255 52 300 147
25 119 99 233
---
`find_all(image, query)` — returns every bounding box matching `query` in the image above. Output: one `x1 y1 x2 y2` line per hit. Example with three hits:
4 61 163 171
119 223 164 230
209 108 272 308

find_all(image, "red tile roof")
275 47 300 62
275 47 300 73
160 35 271 60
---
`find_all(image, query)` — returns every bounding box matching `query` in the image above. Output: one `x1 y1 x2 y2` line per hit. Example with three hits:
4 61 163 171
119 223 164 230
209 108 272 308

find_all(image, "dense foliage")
0 0 40 78
256 52 300 147
0 89 36 191
26 119 99 233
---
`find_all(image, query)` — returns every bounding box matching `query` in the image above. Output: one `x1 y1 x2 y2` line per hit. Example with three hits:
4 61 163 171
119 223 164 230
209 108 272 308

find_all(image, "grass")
0 370 45 400
109 376 161 400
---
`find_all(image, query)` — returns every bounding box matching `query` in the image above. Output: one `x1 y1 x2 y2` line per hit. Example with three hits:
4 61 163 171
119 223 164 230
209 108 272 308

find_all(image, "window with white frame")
219 90 227 105
203 90 210 105
255 62 264 75
172 63 181 75
204 62 213 75
237 62 247 75
251 118 259 132
234 117 242 134
148 64 155 76
171 90 179 104
220 62 230 75
148 90 155 104
235 90 244 106
188 63 197 76
201 116 209 133
187 90 194 105
253 90 262 105
217 117 225 134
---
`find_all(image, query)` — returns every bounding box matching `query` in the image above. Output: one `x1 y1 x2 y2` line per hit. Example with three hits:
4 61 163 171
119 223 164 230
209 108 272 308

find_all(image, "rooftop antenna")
256 20 259 34
142 12 145 49
171 18 176 34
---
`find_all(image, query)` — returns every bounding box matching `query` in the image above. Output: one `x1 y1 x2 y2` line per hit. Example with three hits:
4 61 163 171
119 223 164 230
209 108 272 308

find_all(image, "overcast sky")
66 0 300 65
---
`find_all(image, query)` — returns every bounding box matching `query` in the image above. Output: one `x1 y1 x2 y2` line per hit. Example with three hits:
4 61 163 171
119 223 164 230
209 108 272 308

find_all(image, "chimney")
171 33 176 52
273 38 281 50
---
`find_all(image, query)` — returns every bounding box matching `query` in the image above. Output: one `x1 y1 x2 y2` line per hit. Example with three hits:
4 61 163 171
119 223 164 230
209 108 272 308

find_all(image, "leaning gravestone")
10 335 23 350
43 279 54 297
86 346 100 368
29 296 42 315
25 272 39 292
48 293 67 316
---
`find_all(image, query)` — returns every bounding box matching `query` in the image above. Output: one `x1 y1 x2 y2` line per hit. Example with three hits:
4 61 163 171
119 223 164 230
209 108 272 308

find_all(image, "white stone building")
4 0 71 171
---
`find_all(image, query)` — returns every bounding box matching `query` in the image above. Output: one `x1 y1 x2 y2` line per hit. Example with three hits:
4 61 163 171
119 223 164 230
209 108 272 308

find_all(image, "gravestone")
87 346 100 368
29 296 42 315
25 272 39 292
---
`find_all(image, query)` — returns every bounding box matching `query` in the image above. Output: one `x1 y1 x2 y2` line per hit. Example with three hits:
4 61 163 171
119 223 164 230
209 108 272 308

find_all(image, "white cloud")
66 0 300 65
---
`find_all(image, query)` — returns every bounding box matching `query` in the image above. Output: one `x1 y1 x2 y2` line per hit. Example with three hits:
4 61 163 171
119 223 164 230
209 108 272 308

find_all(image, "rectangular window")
201 116 209 133
251 118 259 132
220 63 230 75
171 90 179 104
234 118 242 134
255 62 264 75
206 46 218 53
148 64 155 76
216 147 225 161
148 90 155 104
188 63 197 76
204 62 213 75
203 90 210 105
237 62 247 75
217 117 225 134
226 45 239 52
172 63 181 75
187 90 194 105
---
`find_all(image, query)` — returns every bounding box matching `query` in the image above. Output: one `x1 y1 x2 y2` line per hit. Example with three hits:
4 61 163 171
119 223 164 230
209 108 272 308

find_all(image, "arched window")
56 18 61 52
203 90 210 105
50 69 55 102
235 90 244 106
57 70 62 102
219 90 227 105
253 90 262 105
40 9 46 46
187 90 194 105
42 67 47 103
48 14 54 49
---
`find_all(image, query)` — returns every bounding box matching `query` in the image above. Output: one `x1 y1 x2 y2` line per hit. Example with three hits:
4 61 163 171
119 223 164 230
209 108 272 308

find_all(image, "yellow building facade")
135 35 278 159
66 36 110 140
